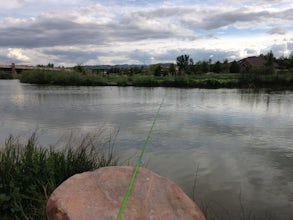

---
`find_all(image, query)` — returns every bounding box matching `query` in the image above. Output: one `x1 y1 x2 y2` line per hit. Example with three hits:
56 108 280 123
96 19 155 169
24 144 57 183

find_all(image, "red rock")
46 166 206 220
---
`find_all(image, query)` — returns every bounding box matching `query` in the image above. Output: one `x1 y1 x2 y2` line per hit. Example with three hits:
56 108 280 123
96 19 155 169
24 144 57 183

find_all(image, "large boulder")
46 166 206 220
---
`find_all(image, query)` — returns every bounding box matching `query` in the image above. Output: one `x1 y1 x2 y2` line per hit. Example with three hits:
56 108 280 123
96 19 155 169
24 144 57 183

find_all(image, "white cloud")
7 48 30 62
0 0 292 65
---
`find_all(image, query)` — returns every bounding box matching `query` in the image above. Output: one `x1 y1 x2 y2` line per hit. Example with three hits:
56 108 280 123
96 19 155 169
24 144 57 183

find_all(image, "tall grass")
20 69 108 86
19 69 293 89
0 72 14 79
0 131 118 219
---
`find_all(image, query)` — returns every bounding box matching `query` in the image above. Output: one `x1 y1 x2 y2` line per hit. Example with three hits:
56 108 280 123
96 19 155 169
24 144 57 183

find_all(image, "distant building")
238 56 267 72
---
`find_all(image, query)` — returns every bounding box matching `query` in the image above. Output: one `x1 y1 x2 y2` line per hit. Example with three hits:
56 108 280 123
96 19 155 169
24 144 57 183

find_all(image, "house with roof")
238 56 267 72
238 56 279 73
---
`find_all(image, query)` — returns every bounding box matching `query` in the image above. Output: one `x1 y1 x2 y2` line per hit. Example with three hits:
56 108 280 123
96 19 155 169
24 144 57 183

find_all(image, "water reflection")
0 81 293 219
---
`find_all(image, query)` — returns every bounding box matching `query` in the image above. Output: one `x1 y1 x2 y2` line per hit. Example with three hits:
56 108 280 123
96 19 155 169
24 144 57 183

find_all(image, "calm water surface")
1 80 293 219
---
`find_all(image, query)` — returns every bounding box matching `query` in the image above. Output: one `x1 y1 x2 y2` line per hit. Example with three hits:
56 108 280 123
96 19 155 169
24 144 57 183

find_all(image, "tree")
168 63 176 75
229 61 240 73
201 61 209 73
265 50 275 66
263 51 275 74
176 54 193 74
47 63 54 68
154 65 162 76
288 51 293 69
222 59 229 72
213 61 222 73
73 64 85 74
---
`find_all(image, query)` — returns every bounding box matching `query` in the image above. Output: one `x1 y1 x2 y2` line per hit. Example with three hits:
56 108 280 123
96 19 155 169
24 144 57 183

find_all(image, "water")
1 80 293 219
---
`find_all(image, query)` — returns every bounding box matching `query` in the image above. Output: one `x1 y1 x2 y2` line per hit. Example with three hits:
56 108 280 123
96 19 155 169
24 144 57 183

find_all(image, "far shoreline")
19 69 293 90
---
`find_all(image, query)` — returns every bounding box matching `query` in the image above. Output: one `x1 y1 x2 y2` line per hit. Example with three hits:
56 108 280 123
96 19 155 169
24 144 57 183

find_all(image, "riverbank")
18 69 293 90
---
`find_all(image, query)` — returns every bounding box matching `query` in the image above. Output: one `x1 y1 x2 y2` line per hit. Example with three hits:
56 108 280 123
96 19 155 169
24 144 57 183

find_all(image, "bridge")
0 63 35 74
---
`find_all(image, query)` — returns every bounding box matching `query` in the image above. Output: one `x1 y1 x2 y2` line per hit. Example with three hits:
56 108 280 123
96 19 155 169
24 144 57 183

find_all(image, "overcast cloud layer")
0 0 292 66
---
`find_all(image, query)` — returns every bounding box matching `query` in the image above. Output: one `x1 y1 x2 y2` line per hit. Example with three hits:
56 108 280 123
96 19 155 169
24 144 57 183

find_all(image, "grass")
19 69 293 89
0 72 14 79
0 130 118 219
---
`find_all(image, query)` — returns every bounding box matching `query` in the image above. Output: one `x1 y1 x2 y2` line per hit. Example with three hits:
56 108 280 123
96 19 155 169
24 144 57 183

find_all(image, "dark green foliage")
212 61 222 73
132 75 159 86
230 61 241 73
0 72 14 79
19 69 293 90
202 61 209 73
168 63 176 75
264 50 275 66
0 132 118 219
20 69 108 86
153 65 163 76
73 64 85 74
176 54 193 74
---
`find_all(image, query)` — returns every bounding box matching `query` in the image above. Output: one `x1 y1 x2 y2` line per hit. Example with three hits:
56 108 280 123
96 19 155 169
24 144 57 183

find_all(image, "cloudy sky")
0 0 292 66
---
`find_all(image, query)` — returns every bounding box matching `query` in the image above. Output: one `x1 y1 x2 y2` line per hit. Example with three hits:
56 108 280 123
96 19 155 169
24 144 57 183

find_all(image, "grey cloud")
187 10 269 30
0 53 11 64
180 7 292 30
277 8 293 20
0 11 190 49
286 42 293 52
127 5 293 32
41 48 108 64
0 18 107 48
261 42 291 58
133 6 194 18
267 27 286 35
245 48 258 55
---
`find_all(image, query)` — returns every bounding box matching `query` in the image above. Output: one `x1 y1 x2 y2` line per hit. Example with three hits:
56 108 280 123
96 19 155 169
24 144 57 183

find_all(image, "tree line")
34 50 293 76
174 51 293 75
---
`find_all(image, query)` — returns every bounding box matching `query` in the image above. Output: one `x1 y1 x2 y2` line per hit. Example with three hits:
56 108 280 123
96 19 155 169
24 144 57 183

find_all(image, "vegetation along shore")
0 131 118 219
1 51 293 90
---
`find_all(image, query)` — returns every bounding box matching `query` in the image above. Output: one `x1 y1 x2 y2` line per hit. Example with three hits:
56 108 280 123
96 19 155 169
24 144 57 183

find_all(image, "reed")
0 131 118 219
19 69 293 89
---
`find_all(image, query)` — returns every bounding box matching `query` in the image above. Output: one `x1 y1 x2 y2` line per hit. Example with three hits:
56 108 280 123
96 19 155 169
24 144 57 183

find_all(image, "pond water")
1 80 293 219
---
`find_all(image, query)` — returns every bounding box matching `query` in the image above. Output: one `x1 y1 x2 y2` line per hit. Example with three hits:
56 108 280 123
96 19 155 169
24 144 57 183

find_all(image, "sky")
0 0 292 66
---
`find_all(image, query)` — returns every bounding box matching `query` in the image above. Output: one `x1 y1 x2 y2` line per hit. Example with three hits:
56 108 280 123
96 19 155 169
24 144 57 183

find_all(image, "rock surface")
46 166 206 220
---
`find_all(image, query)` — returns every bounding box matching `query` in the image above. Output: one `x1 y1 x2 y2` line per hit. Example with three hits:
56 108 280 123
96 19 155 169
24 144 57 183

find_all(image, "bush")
0 72 14 79
0 131 118 219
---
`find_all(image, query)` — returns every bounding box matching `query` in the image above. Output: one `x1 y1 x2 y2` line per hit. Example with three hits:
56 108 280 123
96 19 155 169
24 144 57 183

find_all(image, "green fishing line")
116 97 164 220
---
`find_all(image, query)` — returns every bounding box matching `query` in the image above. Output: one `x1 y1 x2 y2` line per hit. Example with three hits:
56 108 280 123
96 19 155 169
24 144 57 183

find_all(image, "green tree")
265 50 275 66
264 51 275 74
176 54 193 74
47 63 54 68
154 65 162 76
213 61 222 73
73 64 85 74
222 59 229 72
201 61 209 73
288 51 293 69
168 63 176 75
229 61 240 73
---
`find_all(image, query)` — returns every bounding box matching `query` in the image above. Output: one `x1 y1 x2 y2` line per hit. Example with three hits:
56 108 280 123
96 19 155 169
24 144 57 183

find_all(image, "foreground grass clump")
0 131 118 219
